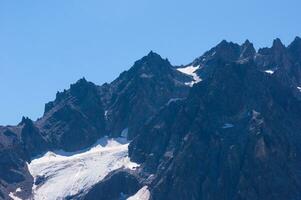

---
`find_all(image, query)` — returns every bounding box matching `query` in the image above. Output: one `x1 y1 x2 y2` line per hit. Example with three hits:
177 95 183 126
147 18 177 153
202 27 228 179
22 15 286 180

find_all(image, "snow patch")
297 86 301 92
177 65 202 86
28 137 139 200
104 110 108 120
222 123 234 129
264 69 275 74
9 188 22 200
127 186 150 200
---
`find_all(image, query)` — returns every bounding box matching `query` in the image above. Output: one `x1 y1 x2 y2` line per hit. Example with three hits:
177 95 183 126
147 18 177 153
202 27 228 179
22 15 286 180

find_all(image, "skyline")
1 0 300 125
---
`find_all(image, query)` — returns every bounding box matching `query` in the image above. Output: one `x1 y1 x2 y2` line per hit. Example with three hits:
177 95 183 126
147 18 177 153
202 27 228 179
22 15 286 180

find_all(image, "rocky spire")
240 39 256 58
271 38 286 51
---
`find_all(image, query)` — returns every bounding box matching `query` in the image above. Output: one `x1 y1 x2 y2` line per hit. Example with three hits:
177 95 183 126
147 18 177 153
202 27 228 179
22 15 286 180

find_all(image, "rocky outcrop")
0 125 34 200
36 78 106 152
103 51 191 138
80 170 142 200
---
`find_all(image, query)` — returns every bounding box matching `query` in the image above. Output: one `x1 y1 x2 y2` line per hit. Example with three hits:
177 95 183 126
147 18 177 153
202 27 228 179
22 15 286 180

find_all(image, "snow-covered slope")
28 137 139 200
9 188 22 200
127 186 150 200
177 65 201 86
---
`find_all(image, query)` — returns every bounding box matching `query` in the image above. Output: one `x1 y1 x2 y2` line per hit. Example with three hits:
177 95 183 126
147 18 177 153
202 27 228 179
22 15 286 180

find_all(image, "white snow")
28 137 139 200
127 186 150 200
177 65 202 86
264 70 275 74
222 123 234 129
9 188 22 200
297 86 301 92
104 110 108 119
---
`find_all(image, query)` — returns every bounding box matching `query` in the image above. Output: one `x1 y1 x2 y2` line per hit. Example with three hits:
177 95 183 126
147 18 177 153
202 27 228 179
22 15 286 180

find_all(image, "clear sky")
0 0 300 125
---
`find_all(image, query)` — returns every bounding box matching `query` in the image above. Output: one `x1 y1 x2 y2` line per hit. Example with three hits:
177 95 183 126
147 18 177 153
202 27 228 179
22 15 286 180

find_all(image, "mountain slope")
102 51 191 138
129 40 301 200
0 51 192 199
1 38 301 200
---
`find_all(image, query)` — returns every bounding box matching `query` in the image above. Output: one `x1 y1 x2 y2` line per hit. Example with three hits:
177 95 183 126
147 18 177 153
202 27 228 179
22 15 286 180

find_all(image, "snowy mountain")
1 37 301 200
28 137 138 200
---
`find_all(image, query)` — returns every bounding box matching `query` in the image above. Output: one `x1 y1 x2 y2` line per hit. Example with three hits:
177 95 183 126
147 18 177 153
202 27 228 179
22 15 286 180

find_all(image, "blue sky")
0 0 300 125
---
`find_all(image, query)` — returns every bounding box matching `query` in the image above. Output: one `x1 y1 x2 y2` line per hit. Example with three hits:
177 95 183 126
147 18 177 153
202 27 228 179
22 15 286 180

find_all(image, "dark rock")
36 79 106 151
103 51 190 138
20 117 48 158
1 38 301 200
130 59 301 200
80 170 142 200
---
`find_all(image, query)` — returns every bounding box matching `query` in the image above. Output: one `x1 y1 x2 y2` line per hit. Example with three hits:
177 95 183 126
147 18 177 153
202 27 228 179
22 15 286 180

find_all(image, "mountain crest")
272 38 286 50
240 39 256 58
288 36 301 52
19 116 33 126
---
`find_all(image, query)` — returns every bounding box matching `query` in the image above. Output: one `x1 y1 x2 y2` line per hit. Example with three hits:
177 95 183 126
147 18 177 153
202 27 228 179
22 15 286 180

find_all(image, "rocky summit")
1 37 301 200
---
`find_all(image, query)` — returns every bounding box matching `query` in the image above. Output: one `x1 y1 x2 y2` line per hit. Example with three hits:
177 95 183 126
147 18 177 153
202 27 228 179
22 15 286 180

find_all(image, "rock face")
81 170 142 200
1 38 301 200
36 78 106 152
129 39 301 200
103 51 191 138
0 125 34 200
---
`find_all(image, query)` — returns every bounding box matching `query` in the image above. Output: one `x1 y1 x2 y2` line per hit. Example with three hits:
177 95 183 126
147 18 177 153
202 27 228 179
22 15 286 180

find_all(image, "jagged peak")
19 116 33 126
272 38 286 50
218 39 228 46
190 40 244 66
241 39 255 49
69 77 98 101
201 40 241 57
258 38 286 55
131 51 171 72
209 40 241 59
240 39 256 58
143 51 167 62
293 36 301 42
70 77 94 89
147 50 160 57
79 76 87 82
216 40 240 49
43 77 97 114
242 39 252 46
288 36 301 61
288 36 301 48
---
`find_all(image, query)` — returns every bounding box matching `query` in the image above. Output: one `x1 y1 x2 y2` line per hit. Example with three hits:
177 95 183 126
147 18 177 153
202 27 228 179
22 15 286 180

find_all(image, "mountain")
0 51 191 200
1 37 301 200
101 51 191 139
129 60 301 200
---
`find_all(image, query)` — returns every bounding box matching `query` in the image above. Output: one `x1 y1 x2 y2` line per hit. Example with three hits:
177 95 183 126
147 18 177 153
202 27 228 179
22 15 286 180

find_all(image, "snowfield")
177 65 202 86
127 186 150 200
28 137 139 200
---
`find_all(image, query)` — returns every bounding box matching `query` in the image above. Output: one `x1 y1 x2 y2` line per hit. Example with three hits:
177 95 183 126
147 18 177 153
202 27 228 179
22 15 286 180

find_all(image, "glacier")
27 137 139 200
